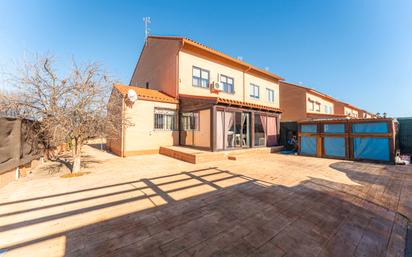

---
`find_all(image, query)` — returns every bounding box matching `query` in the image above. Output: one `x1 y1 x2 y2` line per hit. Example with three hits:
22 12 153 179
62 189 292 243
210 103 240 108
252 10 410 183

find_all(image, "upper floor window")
266 88 274 103
324 105 332 114
220 74 234 94
249 83 260 99
309 99 315 111
315 102 321 112
154 109 177 131
192 66 209 88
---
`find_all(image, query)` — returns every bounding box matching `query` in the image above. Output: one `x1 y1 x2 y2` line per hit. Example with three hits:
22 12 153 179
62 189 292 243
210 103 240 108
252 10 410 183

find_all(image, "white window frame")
192 66 209 88
315 102 321 112
266 88 275 103
154 109 177 131
249 83 260 99
220 74 234 94
325 105 332 114
308 99 315 111
181 112 199 131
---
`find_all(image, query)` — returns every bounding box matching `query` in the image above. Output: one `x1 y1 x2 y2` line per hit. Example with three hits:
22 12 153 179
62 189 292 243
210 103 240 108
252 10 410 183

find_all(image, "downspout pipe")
176 39 185 146
121 95 126 157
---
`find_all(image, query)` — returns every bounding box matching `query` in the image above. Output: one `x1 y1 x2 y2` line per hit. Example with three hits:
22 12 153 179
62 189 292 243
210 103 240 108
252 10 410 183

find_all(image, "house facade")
107 36 283 156
279 81 374 121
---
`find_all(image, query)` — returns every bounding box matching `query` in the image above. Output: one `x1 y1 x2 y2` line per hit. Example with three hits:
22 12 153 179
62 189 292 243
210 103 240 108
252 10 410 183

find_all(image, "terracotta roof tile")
179 94 282 113
148 35 284 82
113 84 178 104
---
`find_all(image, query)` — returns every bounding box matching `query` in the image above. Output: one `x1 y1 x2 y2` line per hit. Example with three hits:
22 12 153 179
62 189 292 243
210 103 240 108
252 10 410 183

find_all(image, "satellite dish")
127 89 138 102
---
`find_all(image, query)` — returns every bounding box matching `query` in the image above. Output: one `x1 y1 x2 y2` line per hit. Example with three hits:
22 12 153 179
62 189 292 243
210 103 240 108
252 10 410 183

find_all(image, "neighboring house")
334 102 360 118
279 81 374 121
279 81 347 121
335 102 375 119
107 36 283 156
359 110 374 119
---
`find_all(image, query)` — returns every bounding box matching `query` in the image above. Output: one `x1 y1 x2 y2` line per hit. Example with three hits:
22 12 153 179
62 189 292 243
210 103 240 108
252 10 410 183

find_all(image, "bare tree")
0 55 122 173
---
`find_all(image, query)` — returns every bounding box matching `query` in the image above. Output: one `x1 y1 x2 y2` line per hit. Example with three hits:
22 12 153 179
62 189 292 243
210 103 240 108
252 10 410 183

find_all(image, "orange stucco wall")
279 83 307 121
180 109 211 148
194 109 211 148
130 38 180 97
334 102 345 116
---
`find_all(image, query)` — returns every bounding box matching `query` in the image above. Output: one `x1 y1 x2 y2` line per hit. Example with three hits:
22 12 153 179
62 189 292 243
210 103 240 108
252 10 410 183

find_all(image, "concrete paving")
0 145 411 257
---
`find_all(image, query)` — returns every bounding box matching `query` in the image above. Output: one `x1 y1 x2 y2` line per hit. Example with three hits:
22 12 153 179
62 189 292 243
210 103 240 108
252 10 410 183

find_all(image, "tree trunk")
72 139 82 173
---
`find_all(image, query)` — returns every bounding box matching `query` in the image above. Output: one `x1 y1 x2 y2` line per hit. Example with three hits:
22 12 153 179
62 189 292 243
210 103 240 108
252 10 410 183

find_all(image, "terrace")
0 145 411 257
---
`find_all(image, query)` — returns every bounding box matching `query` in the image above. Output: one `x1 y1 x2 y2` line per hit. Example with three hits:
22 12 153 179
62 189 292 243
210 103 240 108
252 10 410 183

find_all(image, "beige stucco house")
279 81 374 121
107 36 284 156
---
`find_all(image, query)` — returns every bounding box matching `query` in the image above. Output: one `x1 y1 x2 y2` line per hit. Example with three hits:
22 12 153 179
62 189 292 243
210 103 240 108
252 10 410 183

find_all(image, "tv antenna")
143 17 151 45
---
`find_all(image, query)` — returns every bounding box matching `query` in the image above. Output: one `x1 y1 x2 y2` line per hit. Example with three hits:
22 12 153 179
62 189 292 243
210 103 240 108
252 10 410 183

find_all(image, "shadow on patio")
0 164 409 257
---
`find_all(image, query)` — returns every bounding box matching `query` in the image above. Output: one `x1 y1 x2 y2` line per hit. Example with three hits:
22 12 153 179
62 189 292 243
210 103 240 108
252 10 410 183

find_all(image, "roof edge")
148 35 284 82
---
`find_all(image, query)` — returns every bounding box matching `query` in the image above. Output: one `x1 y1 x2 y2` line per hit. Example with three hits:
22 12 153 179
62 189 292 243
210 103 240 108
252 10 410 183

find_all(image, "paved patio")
0 146 411 257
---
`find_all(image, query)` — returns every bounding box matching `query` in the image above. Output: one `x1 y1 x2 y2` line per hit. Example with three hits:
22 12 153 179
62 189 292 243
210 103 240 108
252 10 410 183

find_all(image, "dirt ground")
0 145 411 257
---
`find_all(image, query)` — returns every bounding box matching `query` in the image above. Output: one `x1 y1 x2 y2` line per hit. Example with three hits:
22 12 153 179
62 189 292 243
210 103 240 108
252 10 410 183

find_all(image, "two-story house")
107 36 283 156
279 81 374 121
335 102 375 119
279 81 347 121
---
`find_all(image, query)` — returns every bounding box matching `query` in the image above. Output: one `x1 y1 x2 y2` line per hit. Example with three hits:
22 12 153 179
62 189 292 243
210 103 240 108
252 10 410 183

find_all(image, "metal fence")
398 117 412 154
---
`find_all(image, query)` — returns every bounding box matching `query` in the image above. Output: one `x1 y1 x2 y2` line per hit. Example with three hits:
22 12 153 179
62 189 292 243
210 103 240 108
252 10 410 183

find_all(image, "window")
220 74 234 94
266 88 274 103
154 109 177 130
309 99 315 111
249 84 260 99
192 66 209 88
325 105 332 114
181 112 199 130
315 102 321 112
254 113 266 146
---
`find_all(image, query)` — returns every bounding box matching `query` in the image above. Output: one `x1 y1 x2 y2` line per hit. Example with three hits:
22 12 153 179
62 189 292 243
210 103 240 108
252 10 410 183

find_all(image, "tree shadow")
87 143 107 151
0 166 409 257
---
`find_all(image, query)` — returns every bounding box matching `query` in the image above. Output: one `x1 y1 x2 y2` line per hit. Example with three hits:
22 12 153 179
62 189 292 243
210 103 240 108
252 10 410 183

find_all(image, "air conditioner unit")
212 82 223 91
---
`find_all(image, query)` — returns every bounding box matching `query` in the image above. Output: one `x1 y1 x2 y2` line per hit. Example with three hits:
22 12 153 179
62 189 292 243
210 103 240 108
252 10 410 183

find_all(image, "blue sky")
0 0 411 117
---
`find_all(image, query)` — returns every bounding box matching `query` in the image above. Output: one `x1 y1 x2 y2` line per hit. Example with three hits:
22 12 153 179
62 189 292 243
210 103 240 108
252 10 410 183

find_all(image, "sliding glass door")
253 113 278 147
216 110 251 150
254 113 266 146
241 113 250 147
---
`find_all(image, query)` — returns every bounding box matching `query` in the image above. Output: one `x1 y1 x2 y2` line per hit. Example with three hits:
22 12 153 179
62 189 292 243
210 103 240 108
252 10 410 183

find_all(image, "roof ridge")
148 35 284 81
113 84 178 104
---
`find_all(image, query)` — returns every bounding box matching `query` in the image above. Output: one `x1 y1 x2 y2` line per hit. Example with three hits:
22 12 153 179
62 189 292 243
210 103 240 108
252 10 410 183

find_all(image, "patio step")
159 146 283 164
227 146 284 160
